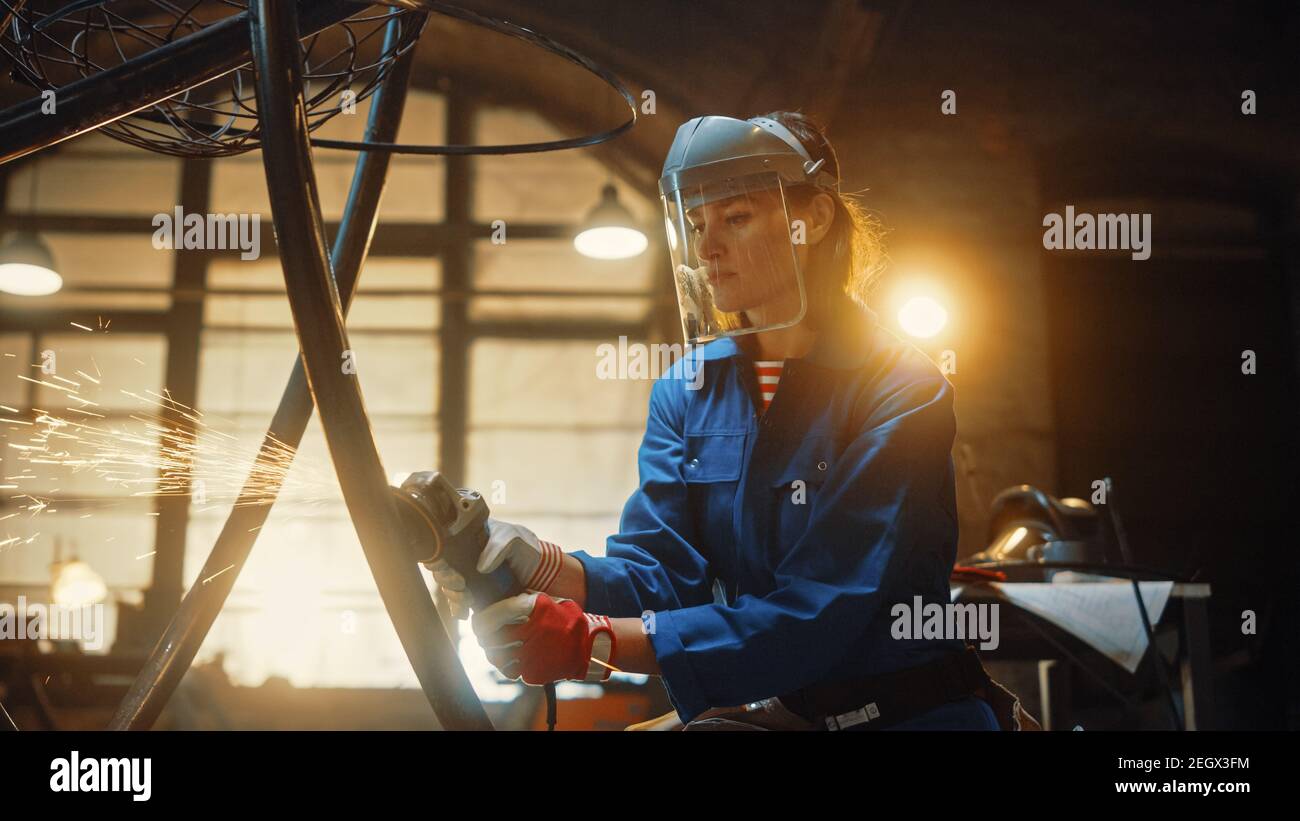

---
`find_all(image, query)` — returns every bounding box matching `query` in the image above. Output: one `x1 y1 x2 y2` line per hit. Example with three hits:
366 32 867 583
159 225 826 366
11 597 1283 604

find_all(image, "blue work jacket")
572 305 966 722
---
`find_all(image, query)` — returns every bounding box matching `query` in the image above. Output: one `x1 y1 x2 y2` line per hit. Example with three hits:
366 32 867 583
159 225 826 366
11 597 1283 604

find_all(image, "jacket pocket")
682 432 746 581
768 436 840 560
682 432 746 483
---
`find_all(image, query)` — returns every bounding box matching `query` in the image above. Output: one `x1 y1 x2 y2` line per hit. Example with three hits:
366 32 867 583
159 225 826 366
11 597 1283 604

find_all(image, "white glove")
425 518 564 619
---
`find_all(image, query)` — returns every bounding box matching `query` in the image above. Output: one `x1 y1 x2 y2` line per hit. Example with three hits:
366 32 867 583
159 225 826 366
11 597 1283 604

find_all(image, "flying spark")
202 564 236 585
3 356 338 548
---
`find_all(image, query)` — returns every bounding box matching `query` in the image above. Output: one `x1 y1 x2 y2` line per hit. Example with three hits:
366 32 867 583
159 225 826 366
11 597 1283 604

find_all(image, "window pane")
348 332 440 416
3 336 165 507
0 511 154 588
4 335 166 558
9 135 180 217
465 429 641 540
209 256 439 291
204 296 295 329
205 295 443 332
468 339 650 427
475 238 651 292
210 91 446 222
474 107 655 225
192 241 441 686
0 335 31 407
467 339 650 550
198 333 439 419
470 237 654 322
198 329 298 415
468 295 650 323
1 325 167 622
206 257 440 330
185 394 439 686
32 334 166 411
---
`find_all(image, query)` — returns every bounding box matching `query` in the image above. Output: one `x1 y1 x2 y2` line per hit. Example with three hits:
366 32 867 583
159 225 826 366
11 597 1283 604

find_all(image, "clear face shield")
663 173 807 346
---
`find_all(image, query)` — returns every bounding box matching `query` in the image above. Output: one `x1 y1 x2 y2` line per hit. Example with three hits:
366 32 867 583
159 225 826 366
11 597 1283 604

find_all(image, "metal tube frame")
107 8 458 731
245 0 490 730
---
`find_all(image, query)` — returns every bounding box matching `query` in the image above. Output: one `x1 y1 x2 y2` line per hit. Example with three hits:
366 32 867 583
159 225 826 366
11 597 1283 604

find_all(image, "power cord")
544 682 557 731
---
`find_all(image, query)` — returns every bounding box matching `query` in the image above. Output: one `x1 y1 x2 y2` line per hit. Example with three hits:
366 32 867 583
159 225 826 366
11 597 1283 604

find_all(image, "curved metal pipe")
109 8 430 731
247 0 490 730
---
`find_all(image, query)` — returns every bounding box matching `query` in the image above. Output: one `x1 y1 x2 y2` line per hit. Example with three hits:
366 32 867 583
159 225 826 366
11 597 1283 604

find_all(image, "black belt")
778 646 992 731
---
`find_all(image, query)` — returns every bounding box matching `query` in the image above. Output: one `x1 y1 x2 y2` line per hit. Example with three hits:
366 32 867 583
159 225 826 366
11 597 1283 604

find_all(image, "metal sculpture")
0 0 637 730
2 0 426 157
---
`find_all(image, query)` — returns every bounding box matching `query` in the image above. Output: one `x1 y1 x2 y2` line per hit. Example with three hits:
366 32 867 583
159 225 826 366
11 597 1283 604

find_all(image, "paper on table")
988 580 1175 673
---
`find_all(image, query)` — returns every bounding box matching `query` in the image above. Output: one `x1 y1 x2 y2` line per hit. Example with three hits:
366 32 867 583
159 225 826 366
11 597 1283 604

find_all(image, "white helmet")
659 115 839 345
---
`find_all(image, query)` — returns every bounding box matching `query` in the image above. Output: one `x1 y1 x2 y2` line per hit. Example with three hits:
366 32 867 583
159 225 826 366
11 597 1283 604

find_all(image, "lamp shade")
0 232 62 296
574 184 647 260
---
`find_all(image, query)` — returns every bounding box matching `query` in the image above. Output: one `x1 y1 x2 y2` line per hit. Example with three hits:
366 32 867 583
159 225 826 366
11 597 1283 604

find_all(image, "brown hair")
755 110 887 331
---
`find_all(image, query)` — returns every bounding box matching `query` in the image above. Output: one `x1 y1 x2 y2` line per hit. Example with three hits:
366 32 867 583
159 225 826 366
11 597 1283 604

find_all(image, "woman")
432 111 1014 731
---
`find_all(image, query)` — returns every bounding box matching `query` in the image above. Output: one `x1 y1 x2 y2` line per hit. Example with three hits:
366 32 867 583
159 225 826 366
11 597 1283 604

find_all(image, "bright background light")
0 262 62 296
897 295 949 338
51 560 108 608
573 226 648 260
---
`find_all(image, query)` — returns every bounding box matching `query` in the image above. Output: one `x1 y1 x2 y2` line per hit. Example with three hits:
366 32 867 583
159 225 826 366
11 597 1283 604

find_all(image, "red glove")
471 592 616 685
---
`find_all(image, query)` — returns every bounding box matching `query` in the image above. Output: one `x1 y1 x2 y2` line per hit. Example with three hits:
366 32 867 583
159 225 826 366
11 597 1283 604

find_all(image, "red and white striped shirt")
754 360 784 414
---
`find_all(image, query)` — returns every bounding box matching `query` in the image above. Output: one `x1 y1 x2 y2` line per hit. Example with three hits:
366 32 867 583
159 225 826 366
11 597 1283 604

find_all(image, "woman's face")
687 189 803 316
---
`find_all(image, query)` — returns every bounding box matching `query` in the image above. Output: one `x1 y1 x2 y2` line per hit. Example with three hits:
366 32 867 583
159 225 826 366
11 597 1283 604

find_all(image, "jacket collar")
688 304 880 371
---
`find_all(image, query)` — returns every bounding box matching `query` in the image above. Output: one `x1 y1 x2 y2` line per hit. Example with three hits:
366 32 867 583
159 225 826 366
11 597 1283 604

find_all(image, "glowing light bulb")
574 226 647 260
898 296 948 339
0 232 61 295
51 560 107 608
574 184 647 260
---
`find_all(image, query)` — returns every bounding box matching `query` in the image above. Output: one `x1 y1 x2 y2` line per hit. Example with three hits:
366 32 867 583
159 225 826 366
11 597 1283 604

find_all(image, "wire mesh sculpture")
0 0 637 730
1 0 426 157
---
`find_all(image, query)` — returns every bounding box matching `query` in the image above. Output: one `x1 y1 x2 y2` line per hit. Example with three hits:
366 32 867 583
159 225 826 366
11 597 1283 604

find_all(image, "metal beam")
2 213 582 251
0 308 168 333
138 158 211 643
437 88 474 486
470 319 644 340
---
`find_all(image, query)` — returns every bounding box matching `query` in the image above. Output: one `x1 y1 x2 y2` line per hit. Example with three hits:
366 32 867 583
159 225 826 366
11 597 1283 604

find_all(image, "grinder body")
391 471 522 608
